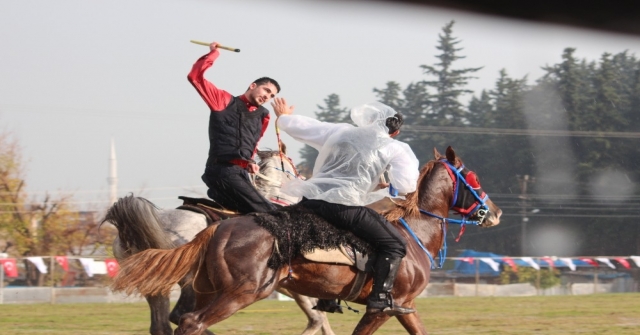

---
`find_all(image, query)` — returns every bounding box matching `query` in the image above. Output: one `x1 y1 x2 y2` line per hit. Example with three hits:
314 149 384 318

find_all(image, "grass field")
1 293 639 334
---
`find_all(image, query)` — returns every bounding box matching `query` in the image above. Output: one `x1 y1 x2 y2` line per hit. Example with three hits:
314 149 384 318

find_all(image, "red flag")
104 258 119 277
55 256 69 271
460 257 474 264
614 258 631 269
502 257 518 272
580 258 599 267
541 257 555 269
0 258 19 277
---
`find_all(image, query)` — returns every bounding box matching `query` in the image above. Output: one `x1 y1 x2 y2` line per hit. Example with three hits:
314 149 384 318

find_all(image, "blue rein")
396 160 490 269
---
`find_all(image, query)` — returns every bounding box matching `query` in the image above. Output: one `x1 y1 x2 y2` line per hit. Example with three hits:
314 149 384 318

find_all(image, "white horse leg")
277 288 336 335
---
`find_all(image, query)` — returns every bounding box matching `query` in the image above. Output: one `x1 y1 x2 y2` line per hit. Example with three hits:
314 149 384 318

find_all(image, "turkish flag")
0 258 19 277
580 258 599 267
502 257 518 272
55 256 69 271
614 258 631 269
104 258 119 277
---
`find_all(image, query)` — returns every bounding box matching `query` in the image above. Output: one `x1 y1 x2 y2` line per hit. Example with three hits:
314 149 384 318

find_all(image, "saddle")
176 196 239 225
253 203 384 302
301 244 376 301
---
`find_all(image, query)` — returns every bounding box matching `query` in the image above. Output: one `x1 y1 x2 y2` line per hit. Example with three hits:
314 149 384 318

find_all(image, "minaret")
108 138 118 205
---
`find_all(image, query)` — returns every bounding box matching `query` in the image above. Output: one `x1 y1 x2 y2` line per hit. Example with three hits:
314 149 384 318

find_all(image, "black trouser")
201 164 277 214
299 199 406 259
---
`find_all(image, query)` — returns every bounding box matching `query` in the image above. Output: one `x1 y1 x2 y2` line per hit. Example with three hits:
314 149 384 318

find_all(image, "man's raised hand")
271 97 295 117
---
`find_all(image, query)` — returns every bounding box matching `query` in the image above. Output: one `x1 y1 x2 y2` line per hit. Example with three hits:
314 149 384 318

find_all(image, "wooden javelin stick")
190 40 240 52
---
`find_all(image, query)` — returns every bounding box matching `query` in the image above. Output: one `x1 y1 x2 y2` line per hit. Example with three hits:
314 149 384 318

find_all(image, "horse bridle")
434 159 490 226
397 159 491 269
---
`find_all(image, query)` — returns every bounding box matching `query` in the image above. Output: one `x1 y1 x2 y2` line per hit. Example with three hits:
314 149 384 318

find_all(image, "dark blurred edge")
359 0 640 36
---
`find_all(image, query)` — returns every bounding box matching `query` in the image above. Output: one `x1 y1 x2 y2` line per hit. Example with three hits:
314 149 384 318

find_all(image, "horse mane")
384 160 437 223
255 146 301 206
257 141 287 159
257 149 281 160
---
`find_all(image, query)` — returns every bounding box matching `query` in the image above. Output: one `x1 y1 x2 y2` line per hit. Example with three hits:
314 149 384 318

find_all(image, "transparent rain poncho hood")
280 102 419 206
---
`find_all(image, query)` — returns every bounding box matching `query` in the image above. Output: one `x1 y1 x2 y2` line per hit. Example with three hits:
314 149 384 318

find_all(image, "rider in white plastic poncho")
272 98 420 316
276 102 419 206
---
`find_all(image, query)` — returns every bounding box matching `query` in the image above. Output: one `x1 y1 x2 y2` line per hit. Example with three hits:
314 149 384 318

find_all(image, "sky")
2 0 640 210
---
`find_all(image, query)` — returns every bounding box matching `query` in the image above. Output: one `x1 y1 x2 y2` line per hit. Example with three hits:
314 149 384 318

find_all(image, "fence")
426 253 640 298
0 255 639 304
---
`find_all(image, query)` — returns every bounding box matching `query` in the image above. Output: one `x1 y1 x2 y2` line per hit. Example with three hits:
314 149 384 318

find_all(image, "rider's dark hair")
252 77 281 93
386 113 404 134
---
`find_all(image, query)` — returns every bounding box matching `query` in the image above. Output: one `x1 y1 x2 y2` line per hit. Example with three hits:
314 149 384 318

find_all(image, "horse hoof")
312 299 344 314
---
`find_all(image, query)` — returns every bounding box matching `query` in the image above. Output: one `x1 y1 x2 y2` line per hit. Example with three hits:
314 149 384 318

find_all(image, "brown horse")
105 149 335 335
113 147 502 335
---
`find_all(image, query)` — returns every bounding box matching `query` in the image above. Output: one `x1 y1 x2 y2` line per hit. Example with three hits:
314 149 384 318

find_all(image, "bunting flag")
55 256 69 271
558 258 576 271
26 257 48 274
540 257 556 269
614 258 631 269
630 256 640 268
78 258 94 277
520 257 540 270
580 258 599 267
479 257 500 271
0 258 19 277
596 257 616 269
91 261 107 275
502 257 518 272
459 257 475 264
104 258 119 277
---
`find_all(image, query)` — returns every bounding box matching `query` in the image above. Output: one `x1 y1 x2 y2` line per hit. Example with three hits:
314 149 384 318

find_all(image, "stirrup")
312 299 344 314
366 292 415 316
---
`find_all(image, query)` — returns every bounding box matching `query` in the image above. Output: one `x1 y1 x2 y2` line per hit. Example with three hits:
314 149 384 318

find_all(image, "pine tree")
372 81 430 145
420 20 482 126
467 90 492 126
373 81 403 111
399 20 483 165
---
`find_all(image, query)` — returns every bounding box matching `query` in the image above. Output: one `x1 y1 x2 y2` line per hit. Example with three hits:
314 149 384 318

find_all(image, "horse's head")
432 146 501 227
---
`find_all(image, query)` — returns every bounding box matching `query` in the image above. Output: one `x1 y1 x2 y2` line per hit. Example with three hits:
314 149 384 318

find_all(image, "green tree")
500 266 561 289
0 131 114 286
373 81 404 111
467 90 492 126
420 20 483 126
451 70 533 256
407 20 482 166
372 81 430 147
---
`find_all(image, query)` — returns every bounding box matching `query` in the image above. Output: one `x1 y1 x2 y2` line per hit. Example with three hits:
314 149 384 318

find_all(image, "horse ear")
445 146 456 163
433 147 442 159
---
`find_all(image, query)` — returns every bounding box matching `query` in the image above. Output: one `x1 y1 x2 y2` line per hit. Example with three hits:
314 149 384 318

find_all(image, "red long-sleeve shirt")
187 50 270 160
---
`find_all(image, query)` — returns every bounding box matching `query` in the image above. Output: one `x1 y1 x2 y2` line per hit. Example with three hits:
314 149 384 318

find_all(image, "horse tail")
102 194 173 254
111 224 218 297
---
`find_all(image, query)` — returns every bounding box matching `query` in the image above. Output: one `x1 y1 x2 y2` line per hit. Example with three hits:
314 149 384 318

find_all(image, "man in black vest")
188 42 279 214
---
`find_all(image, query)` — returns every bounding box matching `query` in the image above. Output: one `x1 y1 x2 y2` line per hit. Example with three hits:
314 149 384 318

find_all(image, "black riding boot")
366 256 415 316
312 299 343 314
